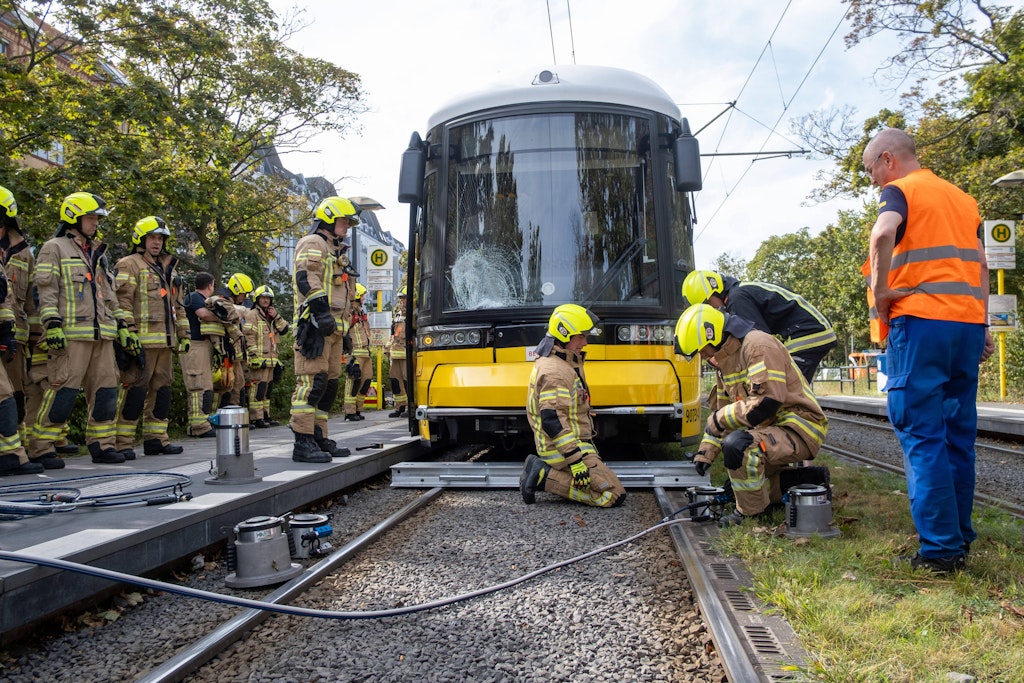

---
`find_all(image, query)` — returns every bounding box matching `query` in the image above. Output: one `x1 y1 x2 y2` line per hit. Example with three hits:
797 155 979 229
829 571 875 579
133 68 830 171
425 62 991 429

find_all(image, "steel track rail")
135 487 444 683
823 443 1024 519
827 412 1024 459
653 487 764 683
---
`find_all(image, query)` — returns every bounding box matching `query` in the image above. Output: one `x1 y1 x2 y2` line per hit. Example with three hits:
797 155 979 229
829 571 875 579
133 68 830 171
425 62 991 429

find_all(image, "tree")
1 0 368 278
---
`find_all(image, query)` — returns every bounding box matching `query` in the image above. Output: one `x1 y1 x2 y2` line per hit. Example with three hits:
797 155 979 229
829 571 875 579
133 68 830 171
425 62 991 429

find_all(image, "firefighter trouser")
290 329 343 436
115 347 173 450
249 366 273 421
30 340 118 457
218 356 245 409
389 356 407 410
4 344 27 438
24 352 71 454
886 316 985 560
726 426 817 516
343 353 373 415
0 360 28 464
181 339 215 436
541 450 626 508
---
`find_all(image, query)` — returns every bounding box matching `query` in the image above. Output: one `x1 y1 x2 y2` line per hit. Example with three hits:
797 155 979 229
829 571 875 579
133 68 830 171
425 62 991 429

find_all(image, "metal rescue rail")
390 461 704 488
390 459 812 682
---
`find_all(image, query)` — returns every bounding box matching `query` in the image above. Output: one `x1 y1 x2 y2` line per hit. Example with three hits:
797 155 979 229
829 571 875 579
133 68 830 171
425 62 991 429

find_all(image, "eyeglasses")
865 151 886 175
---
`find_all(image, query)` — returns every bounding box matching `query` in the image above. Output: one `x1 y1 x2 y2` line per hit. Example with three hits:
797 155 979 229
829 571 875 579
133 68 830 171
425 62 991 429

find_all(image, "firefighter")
386 286 408 418
289 196 358 462
343 282 372 421
112 217 187 459
682 270 837 384
244 285 288 428
208 273 252 408
31 192 139 465
0 186 43 476
181 272 218 437
675 304 830 526
520 304 626 508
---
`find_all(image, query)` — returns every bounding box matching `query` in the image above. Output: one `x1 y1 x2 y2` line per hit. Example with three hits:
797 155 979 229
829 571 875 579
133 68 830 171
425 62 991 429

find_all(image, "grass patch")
711 451 1024 682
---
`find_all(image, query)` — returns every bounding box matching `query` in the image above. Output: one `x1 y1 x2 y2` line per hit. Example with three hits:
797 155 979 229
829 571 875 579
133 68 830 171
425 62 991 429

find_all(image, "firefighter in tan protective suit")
343 282 372 421
32 192 140 465
244 285 288 428
289 196 359 462
520 304 626 508
0 186 43 476
208 273 252 409
674 304 830 526
386 286 408 418
113 216 187 459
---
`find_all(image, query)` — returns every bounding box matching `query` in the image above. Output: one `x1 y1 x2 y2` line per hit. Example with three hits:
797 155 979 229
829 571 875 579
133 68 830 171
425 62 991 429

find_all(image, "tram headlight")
422 335 434 347
453 331 466 344
467 330 481 344
438 332 452 346
617 326 632 342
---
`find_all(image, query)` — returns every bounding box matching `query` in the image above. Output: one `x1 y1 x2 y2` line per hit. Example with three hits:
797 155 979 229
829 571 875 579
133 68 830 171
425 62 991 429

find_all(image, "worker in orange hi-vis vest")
862 127 994 574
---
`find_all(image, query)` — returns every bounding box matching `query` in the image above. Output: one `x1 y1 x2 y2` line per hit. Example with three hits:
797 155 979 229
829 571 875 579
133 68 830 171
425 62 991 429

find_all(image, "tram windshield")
442 111 683 312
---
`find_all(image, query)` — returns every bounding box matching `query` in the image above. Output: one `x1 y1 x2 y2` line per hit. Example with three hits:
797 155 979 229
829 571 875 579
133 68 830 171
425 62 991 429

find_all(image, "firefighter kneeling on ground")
520 304 626 508
675 304 830 527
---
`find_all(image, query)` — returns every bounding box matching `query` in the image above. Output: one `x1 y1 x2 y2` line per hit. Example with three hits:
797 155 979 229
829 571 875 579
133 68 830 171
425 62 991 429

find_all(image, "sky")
267 0 899 268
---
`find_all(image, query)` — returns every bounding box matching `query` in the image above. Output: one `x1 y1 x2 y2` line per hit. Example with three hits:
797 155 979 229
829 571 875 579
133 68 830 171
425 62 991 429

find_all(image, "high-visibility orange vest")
863 169 985 342
886 169 985 324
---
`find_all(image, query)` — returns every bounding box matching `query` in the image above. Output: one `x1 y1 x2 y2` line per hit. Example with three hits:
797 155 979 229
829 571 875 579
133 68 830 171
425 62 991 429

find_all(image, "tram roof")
426 65 682 129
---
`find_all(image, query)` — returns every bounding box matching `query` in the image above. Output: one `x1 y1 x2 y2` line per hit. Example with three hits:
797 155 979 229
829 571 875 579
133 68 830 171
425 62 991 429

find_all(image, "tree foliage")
1 0 366 279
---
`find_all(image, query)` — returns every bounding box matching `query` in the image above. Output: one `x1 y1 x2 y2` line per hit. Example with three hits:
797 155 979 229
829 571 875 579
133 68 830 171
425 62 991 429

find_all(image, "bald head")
863 127 920 186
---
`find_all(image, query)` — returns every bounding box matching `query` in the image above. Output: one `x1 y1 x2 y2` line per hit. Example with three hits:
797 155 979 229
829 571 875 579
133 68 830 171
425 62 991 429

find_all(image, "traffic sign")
984 220 1016 270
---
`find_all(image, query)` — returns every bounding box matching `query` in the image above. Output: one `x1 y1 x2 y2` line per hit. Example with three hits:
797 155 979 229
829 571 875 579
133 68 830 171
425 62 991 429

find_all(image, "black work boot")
388 406 407 418
292 433 331 463
144 439 184 455
88 442 125 464
29 452 66 469
0 453 45 476
906 552 967 574
314 426 350 458
519 454 550 505
118 448 137 461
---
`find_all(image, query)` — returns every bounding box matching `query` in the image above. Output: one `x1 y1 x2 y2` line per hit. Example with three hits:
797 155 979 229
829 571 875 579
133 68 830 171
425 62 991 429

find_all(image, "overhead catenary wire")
694 4 852 245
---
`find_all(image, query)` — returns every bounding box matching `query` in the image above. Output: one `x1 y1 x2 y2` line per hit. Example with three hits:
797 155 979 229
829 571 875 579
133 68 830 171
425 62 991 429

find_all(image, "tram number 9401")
684 407 700 425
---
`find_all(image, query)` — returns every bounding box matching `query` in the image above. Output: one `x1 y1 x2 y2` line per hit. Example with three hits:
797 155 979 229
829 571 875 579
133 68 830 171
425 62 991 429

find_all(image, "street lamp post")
989 170 1024 399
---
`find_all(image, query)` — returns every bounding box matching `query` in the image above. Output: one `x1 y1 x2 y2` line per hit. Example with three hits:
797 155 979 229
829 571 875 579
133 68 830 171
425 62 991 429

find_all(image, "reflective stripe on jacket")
114 252 185 348
886 169 985 324
35 234 121 341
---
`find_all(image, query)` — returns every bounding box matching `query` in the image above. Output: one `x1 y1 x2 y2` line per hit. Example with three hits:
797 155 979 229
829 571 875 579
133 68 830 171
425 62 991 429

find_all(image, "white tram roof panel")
427 65 682 130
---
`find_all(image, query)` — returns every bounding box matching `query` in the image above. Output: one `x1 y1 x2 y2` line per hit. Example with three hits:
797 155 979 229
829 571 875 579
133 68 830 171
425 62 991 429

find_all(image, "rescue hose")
0 516 693 621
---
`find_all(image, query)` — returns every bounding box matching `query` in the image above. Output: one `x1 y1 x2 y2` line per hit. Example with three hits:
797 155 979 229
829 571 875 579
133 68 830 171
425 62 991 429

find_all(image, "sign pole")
983 219 1017 400
998 268 1006 399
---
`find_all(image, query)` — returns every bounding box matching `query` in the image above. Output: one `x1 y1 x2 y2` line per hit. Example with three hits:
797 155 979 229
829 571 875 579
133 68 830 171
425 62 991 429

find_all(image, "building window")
0 38 8 55
33 141 65 166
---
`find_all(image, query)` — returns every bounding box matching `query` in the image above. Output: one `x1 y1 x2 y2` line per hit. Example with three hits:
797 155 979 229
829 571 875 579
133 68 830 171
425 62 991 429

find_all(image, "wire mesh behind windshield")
443 112 660 312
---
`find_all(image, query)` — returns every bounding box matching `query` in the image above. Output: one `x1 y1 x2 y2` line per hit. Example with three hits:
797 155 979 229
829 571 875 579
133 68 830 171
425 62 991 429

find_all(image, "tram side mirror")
673 120 702 192
399 132 426 205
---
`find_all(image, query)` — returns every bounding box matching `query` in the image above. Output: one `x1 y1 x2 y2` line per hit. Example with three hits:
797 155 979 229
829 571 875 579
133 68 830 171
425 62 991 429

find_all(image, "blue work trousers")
884 316 985 559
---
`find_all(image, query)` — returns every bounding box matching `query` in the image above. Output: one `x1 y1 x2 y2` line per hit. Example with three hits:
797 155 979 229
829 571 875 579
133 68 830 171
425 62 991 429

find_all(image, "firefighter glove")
569 460 590 490
295 318 324 359
249 358 264 371
45 322 66 351
177 337 190 354
118 327 143 357
345 356 361 379
694 460 710 477
223 337 236 361
0 322 15 362
343 333 353 354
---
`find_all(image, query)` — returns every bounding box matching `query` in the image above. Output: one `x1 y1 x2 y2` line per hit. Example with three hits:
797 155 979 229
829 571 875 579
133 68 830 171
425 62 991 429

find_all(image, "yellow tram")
397 65 704 449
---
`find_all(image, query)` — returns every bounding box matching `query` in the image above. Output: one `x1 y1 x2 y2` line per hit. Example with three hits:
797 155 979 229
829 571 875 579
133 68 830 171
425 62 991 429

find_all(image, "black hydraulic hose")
0 517 693 622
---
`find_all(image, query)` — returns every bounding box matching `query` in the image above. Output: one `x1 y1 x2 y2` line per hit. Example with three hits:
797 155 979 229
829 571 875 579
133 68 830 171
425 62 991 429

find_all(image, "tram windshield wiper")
581 237 646 307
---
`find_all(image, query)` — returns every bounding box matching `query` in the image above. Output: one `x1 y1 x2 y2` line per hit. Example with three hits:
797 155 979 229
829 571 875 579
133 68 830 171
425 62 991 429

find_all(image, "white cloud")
270 0 895 267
